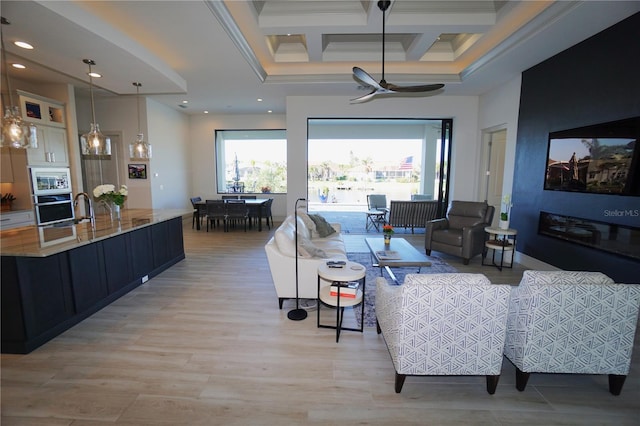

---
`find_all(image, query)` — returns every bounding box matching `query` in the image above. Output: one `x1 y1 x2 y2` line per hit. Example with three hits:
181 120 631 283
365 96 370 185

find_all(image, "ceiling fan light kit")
351 1 444 103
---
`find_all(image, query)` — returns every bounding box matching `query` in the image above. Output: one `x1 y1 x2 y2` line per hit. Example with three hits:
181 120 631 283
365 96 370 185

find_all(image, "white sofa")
265 211 347 309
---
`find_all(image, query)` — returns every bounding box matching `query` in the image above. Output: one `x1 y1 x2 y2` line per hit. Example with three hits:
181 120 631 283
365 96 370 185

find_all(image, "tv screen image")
544 116 640 196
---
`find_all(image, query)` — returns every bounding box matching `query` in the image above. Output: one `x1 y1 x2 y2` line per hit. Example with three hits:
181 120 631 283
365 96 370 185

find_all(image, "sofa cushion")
274 216 297 257
308 214 337 237
431 229 462 246
296 209 316 235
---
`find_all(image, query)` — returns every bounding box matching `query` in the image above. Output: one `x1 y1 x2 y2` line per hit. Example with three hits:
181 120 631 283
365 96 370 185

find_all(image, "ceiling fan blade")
352 67 383 90
350 89 379 104
385 83 445 93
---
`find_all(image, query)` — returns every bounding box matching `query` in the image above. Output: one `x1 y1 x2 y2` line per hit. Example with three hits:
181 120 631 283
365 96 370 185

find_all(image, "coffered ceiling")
1 1 638 114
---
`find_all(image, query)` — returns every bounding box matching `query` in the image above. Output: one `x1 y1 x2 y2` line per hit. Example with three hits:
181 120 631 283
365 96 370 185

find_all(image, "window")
215 129 287 194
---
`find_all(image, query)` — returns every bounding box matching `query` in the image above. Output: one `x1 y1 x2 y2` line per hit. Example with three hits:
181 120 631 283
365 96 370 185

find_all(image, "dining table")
195 198 269 231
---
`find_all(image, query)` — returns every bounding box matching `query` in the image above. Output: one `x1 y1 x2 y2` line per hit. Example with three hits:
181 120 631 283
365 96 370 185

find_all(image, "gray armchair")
425 201 494 264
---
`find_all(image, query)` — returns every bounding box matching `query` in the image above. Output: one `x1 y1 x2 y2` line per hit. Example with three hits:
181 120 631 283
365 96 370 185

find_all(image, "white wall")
478 75 522 199
147 100 190 209
286 95 480 214
189 113 287 217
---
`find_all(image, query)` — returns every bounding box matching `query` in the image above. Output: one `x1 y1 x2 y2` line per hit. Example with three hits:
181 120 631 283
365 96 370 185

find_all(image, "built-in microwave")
34 193 75 226
30 167 72 196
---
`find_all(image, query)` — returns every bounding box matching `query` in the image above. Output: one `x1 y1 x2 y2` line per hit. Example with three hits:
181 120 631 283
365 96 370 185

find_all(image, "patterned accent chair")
375 273 512 394
504 270 640 395
425 201 494 265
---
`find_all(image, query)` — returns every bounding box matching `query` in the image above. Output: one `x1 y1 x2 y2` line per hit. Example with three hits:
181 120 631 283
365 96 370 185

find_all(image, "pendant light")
129 82 151 159
1 16 37 149
80 59 111 156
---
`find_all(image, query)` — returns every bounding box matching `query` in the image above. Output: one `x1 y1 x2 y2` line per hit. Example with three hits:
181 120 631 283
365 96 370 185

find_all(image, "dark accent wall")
513 12 640 282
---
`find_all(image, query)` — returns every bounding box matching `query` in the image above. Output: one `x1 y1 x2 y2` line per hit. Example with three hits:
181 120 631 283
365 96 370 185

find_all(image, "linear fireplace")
538 211 640 260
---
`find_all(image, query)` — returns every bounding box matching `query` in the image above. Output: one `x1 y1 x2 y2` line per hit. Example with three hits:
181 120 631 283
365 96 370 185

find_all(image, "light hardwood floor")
2 219 639 425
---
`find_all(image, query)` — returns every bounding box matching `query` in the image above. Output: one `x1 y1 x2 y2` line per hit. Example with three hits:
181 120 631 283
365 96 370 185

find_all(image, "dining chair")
225 200 249 231
205 200 226 232
190 196 202 229
260 198 274 230
240 195 257 199
222 195 239 200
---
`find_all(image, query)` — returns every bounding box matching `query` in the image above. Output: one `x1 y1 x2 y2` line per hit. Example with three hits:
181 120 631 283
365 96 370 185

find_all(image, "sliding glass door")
307 118 451 216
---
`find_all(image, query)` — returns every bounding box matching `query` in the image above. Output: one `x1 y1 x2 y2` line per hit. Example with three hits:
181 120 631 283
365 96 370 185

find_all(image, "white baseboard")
514 251 561 271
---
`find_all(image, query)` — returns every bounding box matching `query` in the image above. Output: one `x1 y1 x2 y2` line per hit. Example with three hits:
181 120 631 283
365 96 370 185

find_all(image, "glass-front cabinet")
17 91 69 166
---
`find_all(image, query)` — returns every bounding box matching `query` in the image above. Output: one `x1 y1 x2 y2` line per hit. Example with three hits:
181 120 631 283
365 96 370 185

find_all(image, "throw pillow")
297 239 328 258
308 214 336 238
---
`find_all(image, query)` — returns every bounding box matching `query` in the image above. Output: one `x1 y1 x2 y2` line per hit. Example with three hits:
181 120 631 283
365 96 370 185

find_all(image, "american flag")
399 156 413 170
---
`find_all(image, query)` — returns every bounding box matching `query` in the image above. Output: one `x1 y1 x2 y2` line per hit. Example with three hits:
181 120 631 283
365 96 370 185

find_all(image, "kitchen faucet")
73 192 95 229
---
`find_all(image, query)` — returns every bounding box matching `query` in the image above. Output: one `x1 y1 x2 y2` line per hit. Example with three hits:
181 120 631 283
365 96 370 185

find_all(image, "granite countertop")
0 209 190 257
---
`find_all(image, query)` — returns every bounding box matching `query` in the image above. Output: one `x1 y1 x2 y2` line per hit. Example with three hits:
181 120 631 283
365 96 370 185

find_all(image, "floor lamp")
288 198 308 321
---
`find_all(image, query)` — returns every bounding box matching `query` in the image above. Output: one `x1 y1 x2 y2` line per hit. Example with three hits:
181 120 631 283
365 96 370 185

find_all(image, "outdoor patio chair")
366 194 388 232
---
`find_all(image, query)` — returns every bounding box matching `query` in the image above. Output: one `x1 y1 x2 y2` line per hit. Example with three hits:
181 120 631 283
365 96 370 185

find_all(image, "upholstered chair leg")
395 373 406 393
278 298 284 310
486 375 500 394
609 374 626 395
463 258 470 265
425 249 431 255
376 319 381 334
515 367 530 391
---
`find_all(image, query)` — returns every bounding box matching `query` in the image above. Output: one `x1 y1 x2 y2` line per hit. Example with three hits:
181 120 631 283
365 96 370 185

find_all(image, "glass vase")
384 234 391 245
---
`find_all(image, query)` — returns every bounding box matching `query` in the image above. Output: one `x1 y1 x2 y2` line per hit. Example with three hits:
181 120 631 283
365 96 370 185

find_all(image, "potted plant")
500 194 511 229
383 224 394 244
93 184 128 220
261 186 272 193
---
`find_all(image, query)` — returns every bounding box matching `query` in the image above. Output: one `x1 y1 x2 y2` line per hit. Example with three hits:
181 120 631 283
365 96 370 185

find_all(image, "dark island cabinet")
1 216 185 354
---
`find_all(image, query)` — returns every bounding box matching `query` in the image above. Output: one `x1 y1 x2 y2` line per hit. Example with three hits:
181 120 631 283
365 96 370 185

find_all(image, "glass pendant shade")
129 133 152 159
1 17 37 149
81 59 111 156
2 106 37 149
81 123 111 156
129 81 152 159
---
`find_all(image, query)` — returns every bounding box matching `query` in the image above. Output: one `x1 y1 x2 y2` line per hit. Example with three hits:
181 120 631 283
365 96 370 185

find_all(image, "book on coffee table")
376 250 401 260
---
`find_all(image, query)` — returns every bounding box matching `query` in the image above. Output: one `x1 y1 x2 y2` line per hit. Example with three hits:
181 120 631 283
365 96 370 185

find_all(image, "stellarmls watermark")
603 209 639 217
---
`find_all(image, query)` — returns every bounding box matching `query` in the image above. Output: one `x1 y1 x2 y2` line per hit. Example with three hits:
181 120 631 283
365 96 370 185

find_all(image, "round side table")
317 261 366 342
483 227 517 271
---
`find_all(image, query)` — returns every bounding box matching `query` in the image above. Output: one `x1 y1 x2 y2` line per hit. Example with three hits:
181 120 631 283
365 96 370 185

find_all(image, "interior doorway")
480 127 507 226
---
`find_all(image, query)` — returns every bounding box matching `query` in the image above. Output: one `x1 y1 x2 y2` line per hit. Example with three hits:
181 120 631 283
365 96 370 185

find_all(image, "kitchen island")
1 209 190 354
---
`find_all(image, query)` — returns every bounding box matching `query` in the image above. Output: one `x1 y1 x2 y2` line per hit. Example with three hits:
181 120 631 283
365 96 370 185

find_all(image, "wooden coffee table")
365 237 432 283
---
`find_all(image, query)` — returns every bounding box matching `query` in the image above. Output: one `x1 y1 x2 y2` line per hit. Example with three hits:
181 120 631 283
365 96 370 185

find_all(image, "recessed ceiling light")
182 100 188 104
204 111 209 114
267 110 273 114
12 63 26 69
257 98 263 102
14 41 33 50
88 72 101 78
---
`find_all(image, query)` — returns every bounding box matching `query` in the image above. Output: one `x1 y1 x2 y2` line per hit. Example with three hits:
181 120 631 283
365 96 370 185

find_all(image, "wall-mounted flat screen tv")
544 116 639 196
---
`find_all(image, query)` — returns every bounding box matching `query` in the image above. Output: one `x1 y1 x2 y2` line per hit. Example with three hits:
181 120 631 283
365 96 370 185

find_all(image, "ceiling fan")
351 0 444 103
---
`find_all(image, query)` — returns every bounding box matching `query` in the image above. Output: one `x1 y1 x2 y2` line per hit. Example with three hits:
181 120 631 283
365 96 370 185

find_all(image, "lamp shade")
129 81 151 159
81 123 111 156
129 133 152 159
2 106 37 149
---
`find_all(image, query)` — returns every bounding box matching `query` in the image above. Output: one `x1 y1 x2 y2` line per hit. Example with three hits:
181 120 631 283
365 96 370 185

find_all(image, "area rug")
347 252 458 328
